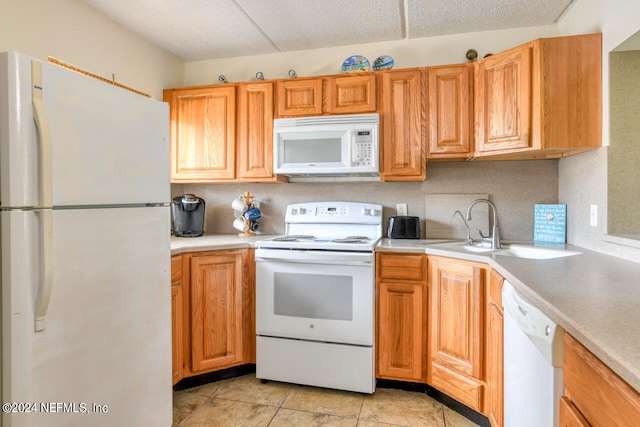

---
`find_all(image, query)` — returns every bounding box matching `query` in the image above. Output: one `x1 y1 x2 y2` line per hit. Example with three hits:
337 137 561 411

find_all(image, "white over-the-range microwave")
273 113 379 177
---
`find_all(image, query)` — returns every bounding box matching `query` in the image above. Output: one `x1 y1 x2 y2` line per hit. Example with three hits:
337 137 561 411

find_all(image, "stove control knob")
291 208 298 215
299 208 307 215
361 207 371 215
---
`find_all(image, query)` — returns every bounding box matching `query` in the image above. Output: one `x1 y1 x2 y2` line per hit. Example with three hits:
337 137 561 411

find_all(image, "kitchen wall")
0 0 184 99
183 25 558 86
177 160 558 241
557 0 640 263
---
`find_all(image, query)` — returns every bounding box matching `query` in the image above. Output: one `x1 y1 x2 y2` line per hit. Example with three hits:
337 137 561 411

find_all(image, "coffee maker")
171 194 205 237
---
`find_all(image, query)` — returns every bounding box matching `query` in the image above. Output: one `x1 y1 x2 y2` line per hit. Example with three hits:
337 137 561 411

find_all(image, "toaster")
387 216 421 239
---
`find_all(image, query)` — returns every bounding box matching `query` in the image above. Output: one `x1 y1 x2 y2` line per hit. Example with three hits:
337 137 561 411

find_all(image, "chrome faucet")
466 199 502 249
453 210 473 245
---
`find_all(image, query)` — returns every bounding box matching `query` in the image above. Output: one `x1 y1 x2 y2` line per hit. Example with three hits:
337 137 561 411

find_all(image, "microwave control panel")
353 130 374 166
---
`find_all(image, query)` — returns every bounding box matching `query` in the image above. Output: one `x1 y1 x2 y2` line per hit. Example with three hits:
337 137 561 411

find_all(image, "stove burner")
272 235 316 242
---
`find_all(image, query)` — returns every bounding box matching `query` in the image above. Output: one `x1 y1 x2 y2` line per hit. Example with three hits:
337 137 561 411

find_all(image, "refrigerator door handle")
31 60 53 208
32 60 54 331
34 209 54 331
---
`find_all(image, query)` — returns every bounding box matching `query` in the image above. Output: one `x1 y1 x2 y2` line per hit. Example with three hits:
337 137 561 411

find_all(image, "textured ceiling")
82 0 575 61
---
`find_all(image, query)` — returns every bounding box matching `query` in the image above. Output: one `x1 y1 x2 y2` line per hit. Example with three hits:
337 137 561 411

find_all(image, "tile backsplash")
173 160 558 241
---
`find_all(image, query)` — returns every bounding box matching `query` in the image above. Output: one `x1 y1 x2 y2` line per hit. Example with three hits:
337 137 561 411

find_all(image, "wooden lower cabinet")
485 269 504 427
561 333 640 427
171 255 184 385
428 256 486 412
376 253 427 382
170 249 255 380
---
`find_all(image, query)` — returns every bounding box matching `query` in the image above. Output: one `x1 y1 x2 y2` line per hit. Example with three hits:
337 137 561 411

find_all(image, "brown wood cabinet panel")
475 44 532 153
377 281 426 381
165 86 236 182
327 74 377 114
431 361 484 411
237 82 282 182
563 333 640 427
559 396 589 427
485 269 504 427
171 255 184 385
171 283 184 385
379 69 426 181
376 253 426 282
276 78 322 117
427 64 473 159
190 252 244 373
428 257 485 412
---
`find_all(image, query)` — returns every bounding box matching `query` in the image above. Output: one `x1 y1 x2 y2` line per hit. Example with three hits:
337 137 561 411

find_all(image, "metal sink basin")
429 241 581 259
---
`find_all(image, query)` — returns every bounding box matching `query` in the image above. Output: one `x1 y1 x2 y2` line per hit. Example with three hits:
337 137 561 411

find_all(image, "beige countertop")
170 234 277 255
171 235 640 393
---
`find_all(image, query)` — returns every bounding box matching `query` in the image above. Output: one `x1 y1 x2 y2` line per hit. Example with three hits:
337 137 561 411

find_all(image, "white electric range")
255 201 382 393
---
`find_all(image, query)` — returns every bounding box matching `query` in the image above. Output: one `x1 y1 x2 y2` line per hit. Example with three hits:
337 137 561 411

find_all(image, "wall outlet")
590 204 598 227
397 203 408 216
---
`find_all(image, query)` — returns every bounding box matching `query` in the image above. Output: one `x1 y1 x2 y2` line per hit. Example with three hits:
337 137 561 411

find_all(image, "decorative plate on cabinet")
372 55 394 71
341 55 370 73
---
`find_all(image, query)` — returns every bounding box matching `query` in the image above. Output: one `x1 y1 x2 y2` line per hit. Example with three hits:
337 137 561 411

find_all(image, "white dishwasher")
503 281 564 427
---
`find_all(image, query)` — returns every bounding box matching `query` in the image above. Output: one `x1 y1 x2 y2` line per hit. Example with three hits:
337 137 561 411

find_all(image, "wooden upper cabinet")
379 68 426 181
475 33 602 158
475 43 533 153
326 74 377 114
164 85 236 182
427 64 473 159
428 256 485 412
237 82 282 182
276 78 322 117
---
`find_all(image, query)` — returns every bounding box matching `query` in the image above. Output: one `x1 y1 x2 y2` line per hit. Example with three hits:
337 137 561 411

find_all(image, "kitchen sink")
429 241 582 259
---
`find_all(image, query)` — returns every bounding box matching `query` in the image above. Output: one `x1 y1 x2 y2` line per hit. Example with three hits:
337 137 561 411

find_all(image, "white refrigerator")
0 51 172 426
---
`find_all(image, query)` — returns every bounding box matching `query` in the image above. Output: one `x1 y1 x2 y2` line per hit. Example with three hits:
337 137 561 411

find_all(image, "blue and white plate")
372 55 394 71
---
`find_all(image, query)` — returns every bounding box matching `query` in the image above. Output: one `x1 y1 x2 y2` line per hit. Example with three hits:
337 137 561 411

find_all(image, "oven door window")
256 259 374 346
274 272 353 321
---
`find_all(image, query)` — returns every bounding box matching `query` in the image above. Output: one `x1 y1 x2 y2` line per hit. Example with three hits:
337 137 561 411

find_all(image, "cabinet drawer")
171 255 182 285
377 253 426 281
564 333 640 426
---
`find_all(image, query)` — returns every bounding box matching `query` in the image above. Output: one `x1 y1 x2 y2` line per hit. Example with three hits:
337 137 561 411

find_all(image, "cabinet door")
380 69 425 181
171 284 184 385
327 74 377 114
475 44 532 153
429 257 485 412
165 86 236 182
377 282 426 381
376 253 426 382
276 78 322 117
427 65 473 158
190 252 244 372
237 82 279 181
171 255 184 385
485 269 504 427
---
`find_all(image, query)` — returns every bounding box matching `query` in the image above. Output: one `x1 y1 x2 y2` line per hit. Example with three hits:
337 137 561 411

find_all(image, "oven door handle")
255 249 373 265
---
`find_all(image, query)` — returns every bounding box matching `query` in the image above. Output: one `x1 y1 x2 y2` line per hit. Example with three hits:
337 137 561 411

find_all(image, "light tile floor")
173 373 480 427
